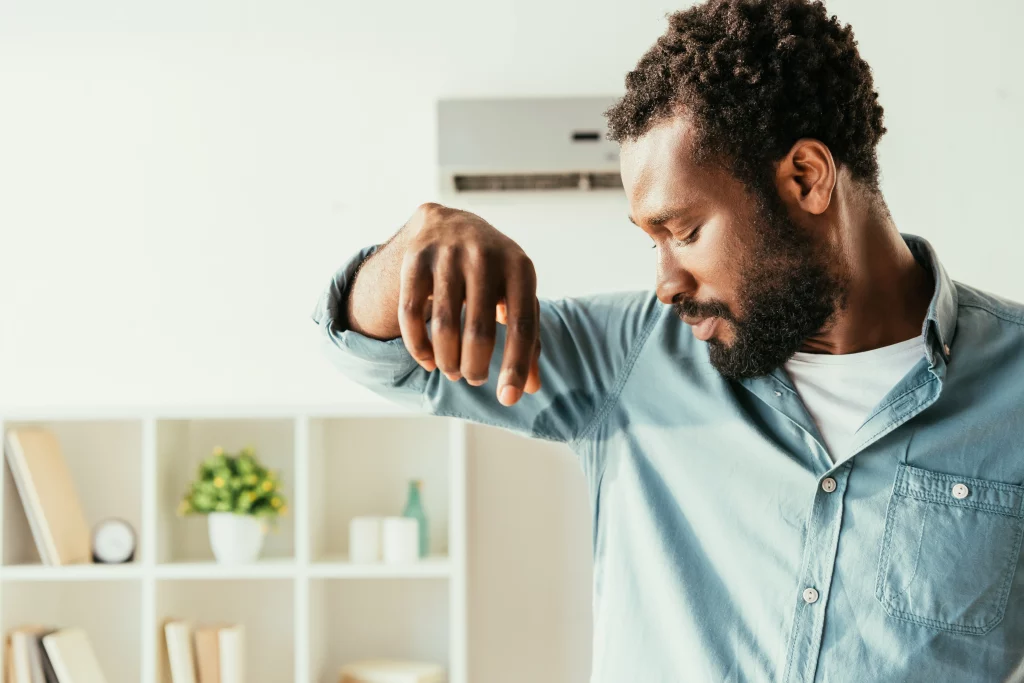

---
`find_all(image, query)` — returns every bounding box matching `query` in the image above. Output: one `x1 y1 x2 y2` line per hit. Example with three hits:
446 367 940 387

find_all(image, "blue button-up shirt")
313 235 1024 683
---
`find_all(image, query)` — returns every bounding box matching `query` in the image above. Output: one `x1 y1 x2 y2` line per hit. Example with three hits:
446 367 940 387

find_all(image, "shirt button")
803 587 819 604
821 477 837 493
952 483 970 499
774 390 782 397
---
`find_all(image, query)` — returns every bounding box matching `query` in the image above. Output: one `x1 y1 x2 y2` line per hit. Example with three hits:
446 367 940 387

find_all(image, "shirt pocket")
875 463 1024 635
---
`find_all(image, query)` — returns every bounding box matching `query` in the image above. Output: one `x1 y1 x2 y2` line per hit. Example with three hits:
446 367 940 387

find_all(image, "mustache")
673 297 734 322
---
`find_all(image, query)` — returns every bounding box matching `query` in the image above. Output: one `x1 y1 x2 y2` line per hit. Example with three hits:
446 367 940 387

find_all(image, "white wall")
2 1 1022 681
2 0 1023 409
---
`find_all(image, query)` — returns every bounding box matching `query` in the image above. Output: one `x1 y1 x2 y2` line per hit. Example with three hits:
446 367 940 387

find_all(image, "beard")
675 191 848 380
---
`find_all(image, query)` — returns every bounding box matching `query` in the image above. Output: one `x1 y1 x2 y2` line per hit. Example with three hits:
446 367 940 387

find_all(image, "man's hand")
348 203 541 406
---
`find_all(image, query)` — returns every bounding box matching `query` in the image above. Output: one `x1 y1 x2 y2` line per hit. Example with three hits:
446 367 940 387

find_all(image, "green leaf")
181 446 285 519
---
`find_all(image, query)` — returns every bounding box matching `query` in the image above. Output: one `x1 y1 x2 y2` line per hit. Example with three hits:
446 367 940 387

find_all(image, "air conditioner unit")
437 96 622 194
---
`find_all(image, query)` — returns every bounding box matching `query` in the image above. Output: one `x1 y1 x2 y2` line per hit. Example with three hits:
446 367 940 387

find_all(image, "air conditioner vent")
452 172 622 193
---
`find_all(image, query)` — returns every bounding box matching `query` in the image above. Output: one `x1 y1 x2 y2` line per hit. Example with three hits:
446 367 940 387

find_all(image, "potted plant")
178 446 287 564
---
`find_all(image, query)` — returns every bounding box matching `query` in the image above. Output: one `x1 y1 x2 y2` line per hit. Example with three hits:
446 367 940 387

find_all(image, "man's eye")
678 225 703 246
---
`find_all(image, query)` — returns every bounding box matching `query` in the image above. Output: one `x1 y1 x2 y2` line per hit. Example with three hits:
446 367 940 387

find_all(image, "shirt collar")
756 233 956 401
903 233 958 365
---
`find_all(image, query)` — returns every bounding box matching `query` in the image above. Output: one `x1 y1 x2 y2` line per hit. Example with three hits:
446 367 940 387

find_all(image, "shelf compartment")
2 420 144 567
155 419 295 563
309 578 449 683
0 579 142 683
155 578 294 683
308 417 450 563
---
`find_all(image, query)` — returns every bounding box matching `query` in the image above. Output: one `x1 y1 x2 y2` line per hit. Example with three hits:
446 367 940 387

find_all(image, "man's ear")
775 139 836 216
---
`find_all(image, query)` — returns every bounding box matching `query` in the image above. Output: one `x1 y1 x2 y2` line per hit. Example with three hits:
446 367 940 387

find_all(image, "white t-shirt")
783 335 927 462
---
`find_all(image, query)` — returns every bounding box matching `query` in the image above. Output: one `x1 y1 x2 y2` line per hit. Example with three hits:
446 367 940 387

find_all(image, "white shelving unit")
0 406 467 683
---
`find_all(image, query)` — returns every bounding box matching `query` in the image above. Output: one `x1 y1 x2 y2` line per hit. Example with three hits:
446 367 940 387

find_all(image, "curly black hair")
606 0 886 192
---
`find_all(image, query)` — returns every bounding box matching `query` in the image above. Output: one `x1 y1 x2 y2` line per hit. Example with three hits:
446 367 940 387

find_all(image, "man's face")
620 116 846 379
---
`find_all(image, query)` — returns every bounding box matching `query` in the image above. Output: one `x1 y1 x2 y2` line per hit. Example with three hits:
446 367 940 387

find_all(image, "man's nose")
655 249 697 305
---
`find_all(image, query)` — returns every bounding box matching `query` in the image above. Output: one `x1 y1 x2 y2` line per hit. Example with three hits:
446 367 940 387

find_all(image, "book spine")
4 434 59 565
164 624 197 683
217 628 243 683
39 640 70 683
11 632 31 683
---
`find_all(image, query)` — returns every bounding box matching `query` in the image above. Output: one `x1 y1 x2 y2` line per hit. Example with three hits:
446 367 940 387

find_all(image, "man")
313 0 1024 680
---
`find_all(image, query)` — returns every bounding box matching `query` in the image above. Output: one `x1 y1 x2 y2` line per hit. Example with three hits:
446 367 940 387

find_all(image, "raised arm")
346 202 541 407
313 203 661 444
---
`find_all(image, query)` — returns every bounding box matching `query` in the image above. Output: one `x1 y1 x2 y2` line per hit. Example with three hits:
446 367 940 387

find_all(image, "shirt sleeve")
311 245 663 444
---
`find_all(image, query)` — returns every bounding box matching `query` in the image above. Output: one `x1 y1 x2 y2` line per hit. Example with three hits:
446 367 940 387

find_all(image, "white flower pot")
208 513 266 564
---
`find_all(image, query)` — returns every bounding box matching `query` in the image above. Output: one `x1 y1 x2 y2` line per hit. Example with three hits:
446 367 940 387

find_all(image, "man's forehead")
621 117 696 177
620 117 704 220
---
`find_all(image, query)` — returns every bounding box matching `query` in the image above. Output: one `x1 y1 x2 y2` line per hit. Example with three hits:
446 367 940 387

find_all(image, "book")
216 625 244 683
4 429 92 566
338 660 446 683
192 626 221 683
40 629 108 683
38 639 59 683
8 629 32 683
192 623 244 683
7 626 51 683
163 621 197 683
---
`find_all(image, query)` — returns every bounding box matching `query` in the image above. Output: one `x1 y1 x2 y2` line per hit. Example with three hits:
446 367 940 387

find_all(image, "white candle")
349 516 382 563
382 516 419 564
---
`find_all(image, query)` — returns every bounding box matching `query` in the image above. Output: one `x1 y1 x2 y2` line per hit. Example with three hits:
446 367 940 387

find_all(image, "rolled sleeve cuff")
312 244 419 373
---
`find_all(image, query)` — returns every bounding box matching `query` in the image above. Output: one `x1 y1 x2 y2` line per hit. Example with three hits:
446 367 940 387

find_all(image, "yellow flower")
279 505 288 515
267 470 277 480
248 491 257 502
213 446 224 456
262 480 273 492
242 446 254 456
213 477 225 488
245 474 258 486
271 497 282 508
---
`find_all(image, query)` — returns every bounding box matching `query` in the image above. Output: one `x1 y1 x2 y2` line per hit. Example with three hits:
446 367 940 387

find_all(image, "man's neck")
799 198 934 356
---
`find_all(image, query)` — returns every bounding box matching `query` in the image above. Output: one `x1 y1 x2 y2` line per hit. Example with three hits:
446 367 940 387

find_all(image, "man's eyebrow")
628 208 692 227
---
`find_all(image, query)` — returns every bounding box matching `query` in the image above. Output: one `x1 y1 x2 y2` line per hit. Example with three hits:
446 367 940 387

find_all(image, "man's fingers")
496 296 542 397
430 248 465 381
460 253 499 387
524 298 542 394
398 249 436 371
497 261 538 406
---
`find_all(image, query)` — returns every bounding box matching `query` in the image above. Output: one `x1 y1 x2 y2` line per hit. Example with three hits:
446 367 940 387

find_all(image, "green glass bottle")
402 479 429 558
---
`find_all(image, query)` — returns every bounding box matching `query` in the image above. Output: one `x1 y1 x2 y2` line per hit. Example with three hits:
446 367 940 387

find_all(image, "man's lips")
682 314 720 341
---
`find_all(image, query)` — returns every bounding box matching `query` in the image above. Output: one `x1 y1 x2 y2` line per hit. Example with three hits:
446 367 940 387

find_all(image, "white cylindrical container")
382 516 419 564
349 516 382 563
208 513 266 564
